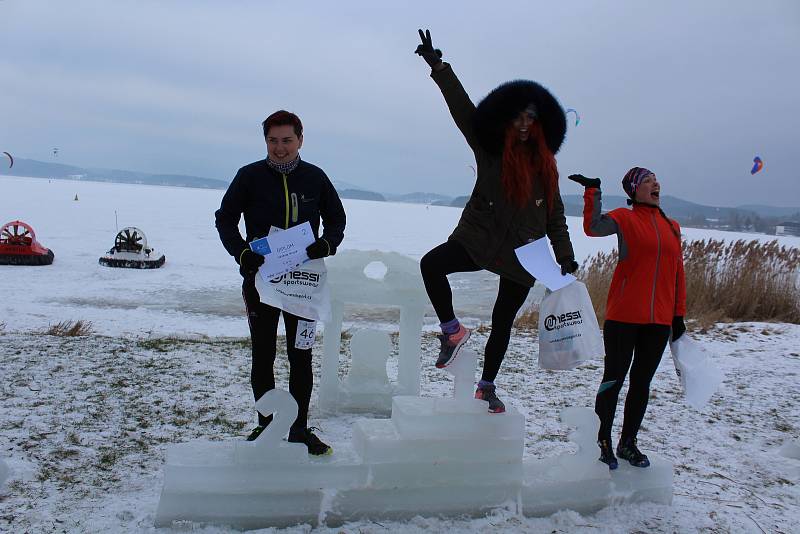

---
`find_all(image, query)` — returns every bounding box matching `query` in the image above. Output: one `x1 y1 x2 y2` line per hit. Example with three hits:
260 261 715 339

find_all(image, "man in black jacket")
215 110 346 455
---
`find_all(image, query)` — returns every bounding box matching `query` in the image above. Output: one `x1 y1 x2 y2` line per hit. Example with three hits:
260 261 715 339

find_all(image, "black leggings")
243 279 313 433
420 240 530 382
595 320 671 443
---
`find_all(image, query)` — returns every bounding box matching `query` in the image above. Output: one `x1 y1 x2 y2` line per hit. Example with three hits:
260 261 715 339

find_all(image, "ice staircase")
154 348 673 528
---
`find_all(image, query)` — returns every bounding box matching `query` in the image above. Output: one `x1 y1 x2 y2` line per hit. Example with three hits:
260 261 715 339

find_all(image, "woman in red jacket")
569 167 686 469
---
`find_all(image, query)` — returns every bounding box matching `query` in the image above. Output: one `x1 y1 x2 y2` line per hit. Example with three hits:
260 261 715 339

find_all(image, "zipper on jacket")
291 193 299 223
282 174 290 229
649 213 662 322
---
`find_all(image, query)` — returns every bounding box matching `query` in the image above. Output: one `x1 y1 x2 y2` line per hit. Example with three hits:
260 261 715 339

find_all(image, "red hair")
500 121 559 211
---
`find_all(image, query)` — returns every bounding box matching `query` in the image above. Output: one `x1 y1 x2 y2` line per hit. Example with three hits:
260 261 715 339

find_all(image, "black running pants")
595 320 671 443
420 240 531 382
242 279 313 432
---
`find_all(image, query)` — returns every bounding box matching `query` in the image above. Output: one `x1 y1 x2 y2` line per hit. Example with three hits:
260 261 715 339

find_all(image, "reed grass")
516 239 800 329
44 320 94 337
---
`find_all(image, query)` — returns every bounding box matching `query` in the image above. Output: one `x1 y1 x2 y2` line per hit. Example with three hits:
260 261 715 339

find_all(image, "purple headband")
622 167 654 199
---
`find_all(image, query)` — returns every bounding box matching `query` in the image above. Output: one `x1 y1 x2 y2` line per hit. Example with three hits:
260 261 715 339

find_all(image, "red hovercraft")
0 220 55 266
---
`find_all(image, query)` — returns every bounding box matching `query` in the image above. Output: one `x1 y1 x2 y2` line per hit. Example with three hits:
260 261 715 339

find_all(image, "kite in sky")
565 108 580 127
751 156 763 175
2 151 12 168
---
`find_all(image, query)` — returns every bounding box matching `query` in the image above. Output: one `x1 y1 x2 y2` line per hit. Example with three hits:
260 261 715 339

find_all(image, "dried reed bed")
43 320 94 337
683 239 800 325
516 239 800 329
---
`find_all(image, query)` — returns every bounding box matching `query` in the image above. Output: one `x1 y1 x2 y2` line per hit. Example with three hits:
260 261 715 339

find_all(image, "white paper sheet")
514 237 576 291
249 222 315 282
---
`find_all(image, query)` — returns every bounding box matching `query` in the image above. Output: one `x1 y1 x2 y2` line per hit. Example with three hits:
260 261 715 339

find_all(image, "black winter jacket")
430 64 574 287
214 159 346 267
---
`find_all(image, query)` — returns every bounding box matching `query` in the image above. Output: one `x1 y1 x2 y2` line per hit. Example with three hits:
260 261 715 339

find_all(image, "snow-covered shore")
1 323 799 533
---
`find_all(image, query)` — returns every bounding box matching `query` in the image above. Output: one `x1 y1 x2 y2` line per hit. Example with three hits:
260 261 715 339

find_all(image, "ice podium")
154 252 673 528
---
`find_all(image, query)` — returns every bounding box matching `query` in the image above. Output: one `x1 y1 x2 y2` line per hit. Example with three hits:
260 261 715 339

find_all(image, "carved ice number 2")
253 389 299 446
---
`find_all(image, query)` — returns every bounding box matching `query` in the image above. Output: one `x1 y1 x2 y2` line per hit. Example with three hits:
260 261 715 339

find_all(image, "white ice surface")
342 329 392 392
3 175 797 337
158 384 667 528
320 250 427 412
779 439 800 460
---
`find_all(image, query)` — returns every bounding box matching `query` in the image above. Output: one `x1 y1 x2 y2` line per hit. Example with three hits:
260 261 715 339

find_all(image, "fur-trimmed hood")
473 80 567 156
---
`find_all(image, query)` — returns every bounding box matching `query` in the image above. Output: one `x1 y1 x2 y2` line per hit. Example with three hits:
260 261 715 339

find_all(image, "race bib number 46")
295 320 317 350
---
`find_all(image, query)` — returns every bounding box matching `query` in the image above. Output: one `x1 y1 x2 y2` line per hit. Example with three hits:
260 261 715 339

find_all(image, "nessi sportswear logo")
543 310 583 331
269 270 321 285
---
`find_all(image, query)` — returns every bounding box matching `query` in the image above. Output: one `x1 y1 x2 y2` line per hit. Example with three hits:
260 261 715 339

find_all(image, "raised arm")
568 174 619 237
415 29 479 151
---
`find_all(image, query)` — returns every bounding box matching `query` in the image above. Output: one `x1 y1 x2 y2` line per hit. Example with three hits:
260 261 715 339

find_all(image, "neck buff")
267 155 300 175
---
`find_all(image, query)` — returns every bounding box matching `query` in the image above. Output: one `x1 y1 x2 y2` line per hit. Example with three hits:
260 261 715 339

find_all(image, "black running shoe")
288 427 333 456
435 324 471 369
617 437 650 468
598 439 619 470
245 425 265 441
474 384 506 413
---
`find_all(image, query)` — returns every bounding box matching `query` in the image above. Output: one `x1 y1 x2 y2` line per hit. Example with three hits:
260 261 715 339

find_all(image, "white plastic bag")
537 281 604 370
255 258 331 322
669 334 724 409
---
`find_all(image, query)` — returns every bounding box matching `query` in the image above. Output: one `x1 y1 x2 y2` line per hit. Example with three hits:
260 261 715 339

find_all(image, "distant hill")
450 196 469 208
338 189 385 201
4 158 797 224
2 158 229 190
1 159 396 199
735 204 800 218
332 179 368 191
385 192 453 204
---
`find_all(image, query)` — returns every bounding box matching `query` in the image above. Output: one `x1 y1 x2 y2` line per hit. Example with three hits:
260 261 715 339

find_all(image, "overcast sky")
1 1 798 206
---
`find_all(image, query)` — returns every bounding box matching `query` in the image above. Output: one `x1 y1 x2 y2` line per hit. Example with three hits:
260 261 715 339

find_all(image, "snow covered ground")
1 324 799 533
2 176 800 532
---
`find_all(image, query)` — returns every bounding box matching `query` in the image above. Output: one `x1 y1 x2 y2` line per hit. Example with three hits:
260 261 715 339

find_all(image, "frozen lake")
2 175 798 337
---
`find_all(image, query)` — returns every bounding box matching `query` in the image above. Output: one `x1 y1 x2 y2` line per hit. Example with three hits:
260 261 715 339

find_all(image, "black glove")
239 248 265 273
415 29 443 68
306 238 331 260
672 316 686 341
568 174 601 189
560 259 579 275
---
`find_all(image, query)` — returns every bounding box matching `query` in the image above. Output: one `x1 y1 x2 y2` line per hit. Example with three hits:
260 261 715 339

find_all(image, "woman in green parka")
415 29 577 413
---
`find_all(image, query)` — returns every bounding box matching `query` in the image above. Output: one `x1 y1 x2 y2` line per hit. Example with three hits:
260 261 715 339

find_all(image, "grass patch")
51 447 81 460
137 336 250 352
44 320 94 337
97 447 119 470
